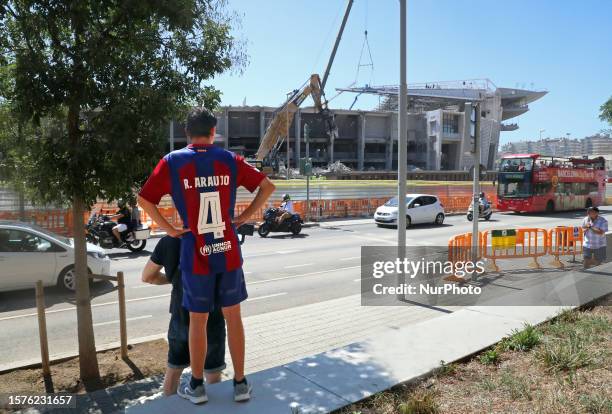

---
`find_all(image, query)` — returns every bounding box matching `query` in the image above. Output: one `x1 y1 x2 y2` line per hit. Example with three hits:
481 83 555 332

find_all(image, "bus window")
500 158 533 172
534 182 552 195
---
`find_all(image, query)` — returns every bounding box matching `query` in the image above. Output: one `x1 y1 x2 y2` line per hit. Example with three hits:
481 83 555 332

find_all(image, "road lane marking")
93 315 153 327
0 293 171 321
340 256 360 261
243 249 302 259
248 265 360 285
350 234 396 245
246 292 287 302
284 263 313 269
0 267 360 321
131 284 167 289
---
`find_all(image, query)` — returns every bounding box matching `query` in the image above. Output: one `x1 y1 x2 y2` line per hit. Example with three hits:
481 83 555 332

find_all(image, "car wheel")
467 213 473 221
434 213 445 225
57 266 76 291
546 200 555 213
406 216 411 228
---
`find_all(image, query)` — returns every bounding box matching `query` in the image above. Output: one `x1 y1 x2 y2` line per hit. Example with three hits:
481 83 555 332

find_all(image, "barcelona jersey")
139 144 266 275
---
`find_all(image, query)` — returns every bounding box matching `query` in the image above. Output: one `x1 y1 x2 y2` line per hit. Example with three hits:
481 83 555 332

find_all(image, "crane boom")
255 74 336 162
322 0 354 90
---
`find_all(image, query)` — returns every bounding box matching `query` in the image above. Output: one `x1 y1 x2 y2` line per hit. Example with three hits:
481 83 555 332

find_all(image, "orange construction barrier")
547 226 583 268
481 228 548 272
446 231 483 282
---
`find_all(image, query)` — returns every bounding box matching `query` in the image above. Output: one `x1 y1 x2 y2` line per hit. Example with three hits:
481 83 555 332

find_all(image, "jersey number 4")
197 191 225 239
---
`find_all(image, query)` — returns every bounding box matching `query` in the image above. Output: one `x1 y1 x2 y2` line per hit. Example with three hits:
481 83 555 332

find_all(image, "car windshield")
384 196 415 207
26 224 71 245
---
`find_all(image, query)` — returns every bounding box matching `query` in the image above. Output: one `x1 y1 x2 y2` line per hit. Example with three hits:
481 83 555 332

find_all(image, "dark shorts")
584 246 607 262
167 306 226 371
182 268 248 313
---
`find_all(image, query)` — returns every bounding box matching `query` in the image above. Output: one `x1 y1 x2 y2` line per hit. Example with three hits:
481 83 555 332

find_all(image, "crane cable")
328 1 375 105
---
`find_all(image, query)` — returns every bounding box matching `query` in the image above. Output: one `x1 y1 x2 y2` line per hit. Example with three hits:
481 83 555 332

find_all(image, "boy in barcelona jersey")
138 108 275 404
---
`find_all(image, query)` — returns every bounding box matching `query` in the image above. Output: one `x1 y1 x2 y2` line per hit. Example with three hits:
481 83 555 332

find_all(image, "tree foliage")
0 0 247 381
0 0 247 206
600 96 612 127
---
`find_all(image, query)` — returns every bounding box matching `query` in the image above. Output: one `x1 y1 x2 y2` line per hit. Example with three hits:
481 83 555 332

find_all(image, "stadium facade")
167 79 546 171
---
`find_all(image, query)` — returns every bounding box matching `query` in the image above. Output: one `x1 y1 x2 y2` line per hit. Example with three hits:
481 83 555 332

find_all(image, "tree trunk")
72 197 100 381
68 104 100 381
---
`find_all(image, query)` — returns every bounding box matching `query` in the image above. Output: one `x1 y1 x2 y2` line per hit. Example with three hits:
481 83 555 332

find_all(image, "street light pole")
304 123 311 222
397 0 407 251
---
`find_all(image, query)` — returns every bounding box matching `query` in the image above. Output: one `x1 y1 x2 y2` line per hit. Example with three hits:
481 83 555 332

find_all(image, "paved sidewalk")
18 261 612 413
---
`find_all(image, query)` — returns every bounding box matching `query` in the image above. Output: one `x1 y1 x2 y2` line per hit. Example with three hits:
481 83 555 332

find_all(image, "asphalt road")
0 207 609 368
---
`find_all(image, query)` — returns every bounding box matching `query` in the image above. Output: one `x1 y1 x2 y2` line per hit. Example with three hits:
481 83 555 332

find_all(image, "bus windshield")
498 181 532 198
500 158 534 172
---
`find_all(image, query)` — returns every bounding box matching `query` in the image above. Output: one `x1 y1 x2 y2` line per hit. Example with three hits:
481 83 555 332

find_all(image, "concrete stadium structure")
166 79 546 171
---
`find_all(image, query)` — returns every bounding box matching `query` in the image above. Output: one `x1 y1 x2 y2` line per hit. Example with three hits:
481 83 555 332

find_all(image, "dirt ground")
0 339 169 394
338 295 612 414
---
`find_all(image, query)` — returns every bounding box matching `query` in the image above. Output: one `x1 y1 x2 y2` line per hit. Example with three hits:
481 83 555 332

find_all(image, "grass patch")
478 349 501 365
578 393 612 414
433 360 458 377
335 295 612 414
501 324 541 352
272 179 494 188
536 331 594 373
398 390 440 414
499 370 533 401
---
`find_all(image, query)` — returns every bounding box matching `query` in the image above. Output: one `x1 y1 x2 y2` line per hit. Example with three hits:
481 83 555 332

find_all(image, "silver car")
0 221 111 292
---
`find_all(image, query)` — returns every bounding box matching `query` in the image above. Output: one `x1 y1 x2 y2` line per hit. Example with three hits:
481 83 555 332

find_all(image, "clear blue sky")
212 0 612 144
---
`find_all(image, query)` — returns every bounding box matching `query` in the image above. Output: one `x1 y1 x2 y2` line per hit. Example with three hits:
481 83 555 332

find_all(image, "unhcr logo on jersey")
200 240 232 256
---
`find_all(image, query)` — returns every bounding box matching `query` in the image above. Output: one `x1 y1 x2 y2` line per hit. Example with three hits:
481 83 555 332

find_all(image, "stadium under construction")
166 79 546 173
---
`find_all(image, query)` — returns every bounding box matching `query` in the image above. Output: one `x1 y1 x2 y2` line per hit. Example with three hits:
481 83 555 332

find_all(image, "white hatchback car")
0 221 111 292
374 194 445 227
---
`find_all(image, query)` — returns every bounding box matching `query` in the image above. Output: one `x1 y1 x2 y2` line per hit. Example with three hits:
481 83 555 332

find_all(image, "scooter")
85 213 150 252
467 200 493 221
258 207 303 237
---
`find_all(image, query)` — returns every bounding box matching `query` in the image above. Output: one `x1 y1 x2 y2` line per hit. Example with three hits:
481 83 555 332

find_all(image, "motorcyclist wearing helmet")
111 199 133 244
276 194 294 224
478 192 490 210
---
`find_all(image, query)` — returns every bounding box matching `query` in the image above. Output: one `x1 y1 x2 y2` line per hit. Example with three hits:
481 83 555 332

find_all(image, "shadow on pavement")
266 233 310 240
107 250 153 260
0 280 116 313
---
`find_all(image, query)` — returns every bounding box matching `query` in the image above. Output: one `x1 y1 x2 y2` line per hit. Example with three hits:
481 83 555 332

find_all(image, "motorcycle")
257 207 303 237
85 213 150 252
467 200 493 221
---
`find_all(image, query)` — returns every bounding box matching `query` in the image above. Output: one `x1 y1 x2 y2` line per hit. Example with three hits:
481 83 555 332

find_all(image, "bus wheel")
546 200 555 213
585 198 593 208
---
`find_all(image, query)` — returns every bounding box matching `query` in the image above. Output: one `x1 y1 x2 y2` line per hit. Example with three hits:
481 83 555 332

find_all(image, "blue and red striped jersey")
139 144 266 275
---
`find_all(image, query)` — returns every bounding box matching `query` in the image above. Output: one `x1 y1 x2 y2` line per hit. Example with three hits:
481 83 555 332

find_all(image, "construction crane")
252 0 353 173
254 74 337 167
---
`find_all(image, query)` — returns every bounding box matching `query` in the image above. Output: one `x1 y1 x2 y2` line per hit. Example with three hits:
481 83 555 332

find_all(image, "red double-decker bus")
496 154 606 213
